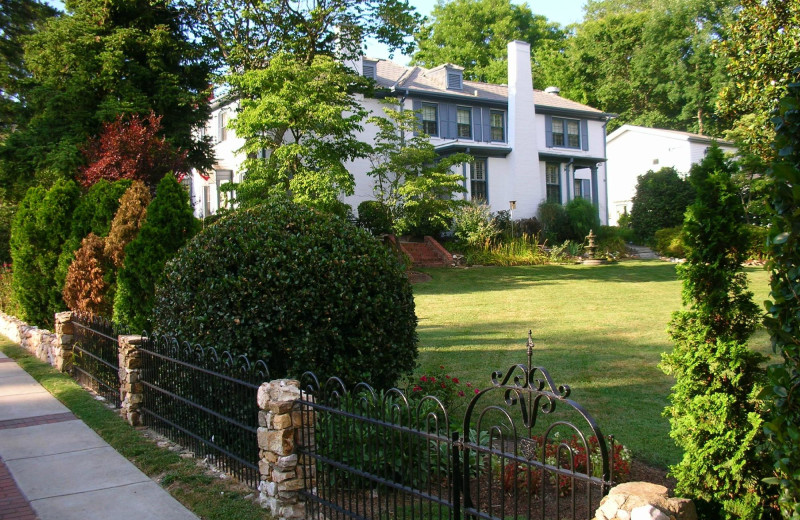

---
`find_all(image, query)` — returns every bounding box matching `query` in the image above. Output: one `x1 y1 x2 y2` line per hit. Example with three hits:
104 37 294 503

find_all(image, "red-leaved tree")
79 112 189 189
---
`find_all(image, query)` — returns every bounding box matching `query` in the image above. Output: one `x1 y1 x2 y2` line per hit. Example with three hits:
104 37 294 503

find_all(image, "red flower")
458 391 465 397
466 382 472 387
413 385 422 392
474 388 480 394
440 383 446 389
420 375 428 383
430 377 436 383
452 377 460 384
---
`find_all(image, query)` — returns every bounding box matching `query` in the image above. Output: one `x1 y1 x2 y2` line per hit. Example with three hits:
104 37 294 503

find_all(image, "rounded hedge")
153 200 418 389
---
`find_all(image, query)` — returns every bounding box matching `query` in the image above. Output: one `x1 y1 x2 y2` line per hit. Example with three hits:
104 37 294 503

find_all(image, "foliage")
10 179 80 326
716 0 800 166
153 199 418 389
630 167 695 243
0 201 16 264
356 200 392 235
744 225 769 263
653 227 685 258
366 101 469 237
660 144 773 518
114 175 197 331
79 113 189 189
0 0 211 201
54 179 131 298
564 197 599 242
410 0 565 85
104 181 151 269
458 234 548 267
452 201 499 247
762 77 800 519
540 0 736 134
595 225 633 259
408 365 479 416
537 202 570 244
0 265 21 316
62 233 111 316
228 53 372 213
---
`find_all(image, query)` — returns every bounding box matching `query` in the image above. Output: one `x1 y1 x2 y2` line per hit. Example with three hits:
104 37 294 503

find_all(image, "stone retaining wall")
0 311 73 371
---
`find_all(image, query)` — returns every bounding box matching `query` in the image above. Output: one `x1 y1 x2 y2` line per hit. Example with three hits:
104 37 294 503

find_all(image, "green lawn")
412 260 772 468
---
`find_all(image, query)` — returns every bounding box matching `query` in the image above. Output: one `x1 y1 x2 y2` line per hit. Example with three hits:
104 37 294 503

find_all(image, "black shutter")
473 107 482 141
545 115 554 148
581 120 589 151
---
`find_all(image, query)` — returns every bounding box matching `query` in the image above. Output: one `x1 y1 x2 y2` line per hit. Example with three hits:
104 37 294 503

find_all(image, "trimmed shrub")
653 226 685 258
660 144 772 518
114 175 198 331
537 202 569 243
10 179 80 326
0 265 21 316
630 167 695 243
0 202 16 265
62 233 111 316
512 217 542 239
104 181 151 268
153 199 418 389
565 197 600 241
357 200 392 235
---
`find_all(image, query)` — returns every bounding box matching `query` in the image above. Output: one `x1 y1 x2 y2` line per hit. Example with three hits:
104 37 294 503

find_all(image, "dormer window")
363 60 377 80
447 69 463 90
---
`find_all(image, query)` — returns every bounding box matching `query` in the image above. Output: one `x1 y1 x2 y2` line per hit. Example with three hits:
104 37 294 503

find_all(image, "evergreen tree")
114 175 197 331
660 145 772 518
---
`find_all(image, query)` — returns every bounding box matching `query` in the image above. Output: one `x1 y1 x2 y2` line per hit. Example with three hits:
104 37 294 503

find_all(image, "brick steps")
399 239 451 268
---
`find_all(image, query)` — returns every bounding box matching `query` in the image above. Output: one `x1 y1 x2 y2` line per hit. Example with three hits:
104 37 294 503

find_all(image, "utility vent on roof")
447 70 463 90
545 86 561 96
363 61 376 80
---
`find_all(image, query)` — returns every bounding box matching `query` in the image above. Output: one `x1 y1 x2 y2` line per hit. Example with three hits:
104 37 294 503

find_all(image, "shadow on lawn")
415 261 680 295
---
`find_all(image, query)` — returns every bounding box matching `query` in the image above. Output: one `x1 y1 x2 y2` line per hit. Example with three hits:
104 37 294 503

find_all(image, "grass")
412 260 772 468
0 339 271 520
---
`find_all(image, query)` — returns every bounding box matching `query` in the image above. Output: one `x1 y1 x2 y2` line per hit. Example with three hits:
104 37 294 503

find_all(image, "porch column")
591 166 599 208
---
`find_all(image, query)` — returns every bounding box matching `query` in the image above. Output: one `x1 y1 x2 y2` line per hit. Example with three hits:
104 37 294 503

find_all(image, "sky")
364 0 587 63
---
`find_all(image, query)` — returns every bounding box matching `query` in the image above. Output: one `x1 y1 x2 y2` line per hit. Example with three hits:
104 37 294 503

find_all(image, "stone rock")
259 411 271 428
277 478 304 492
272 469 295 482
631 505 670 520
272 413 292 430
598 482 697 520
276 454 298 471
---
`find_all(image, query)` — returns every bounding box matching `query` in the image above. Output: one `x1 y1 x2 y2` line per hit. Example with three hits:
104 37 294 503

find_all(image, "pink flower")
466 382 472 388
474 388 480 394
452 378 460 384
430 377 436 383
458 391 465 397
445 375 451 379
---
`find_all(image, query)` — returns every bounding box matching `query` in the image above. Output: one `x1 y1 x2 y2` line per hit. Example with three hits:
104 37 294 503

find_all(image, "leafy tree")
660 144 772 519
366 101 469 236
79 113 189 189
410 0 565 85
104 181 151 269
114 175 198 331
10 179 80 326
716 0 800 165
0 0 56 136
62 233 110 316
0 0 211 200
763 76 800 520
228 53 372 212
539 0 735 134
629 167 695 243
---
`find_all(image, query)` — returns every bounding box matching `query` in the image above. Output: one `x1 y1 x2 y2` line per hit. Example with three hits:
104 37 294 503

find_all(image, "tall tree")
192 0 421 209
0 0 211 201
410 0 565 85
0 0 56 136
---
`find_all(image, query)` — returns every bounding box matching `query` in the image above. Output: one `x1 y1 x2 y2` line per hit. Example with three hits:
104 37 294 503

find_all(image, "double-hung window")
546 163 560 203
421 103 438 136
471 159 488 202
552 117 580 148
457 107 472 139
490 110 505 142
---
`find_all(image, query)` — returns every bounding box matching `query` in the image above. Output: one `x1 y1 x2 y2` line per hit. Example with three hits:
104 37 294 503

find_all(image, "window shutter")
545 115 553 148
472 107 482 141
448 104 458 139
412 99 422 136
582 179 591 199
581 120 589 151
440 103 455 139
482 108 491 142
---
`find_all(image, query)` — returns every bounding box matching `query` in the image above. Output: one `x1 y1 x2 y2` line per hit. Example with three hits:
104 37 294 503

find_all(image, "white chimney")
506 40 539 218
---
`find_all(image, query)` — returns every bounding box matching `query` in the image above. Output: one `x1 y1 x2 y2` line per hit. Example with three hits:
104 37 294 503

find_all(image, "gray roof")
373 59 604 114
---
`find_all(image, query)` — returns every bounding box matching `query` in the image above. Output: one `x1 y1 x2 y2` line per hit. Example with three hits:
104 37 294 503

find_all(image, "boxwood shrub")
153 200 418 389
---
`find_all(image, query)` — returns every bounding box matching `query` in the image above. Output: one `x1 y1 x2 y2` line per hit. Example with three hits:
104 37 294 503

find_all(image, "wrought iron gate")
297 332 615 520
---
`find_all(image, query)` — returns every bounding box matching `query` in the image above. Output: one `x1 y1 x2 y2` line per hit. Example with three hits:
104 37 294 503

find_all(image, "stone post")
596 482 697 520
118 335 144 426
256 379 314 520
54 311 74 372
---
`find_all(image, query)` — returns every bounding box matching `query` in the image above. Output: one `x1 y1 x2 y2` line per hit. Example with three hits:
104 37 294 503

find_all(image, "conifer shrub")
537 202 569 243
10 179 81 326
660 145 773 519
652 226 685 258
62 233 111 316
153 198 418 389
114 175 197 331
55 179 131 293
104 181 151 268
564 197 600 241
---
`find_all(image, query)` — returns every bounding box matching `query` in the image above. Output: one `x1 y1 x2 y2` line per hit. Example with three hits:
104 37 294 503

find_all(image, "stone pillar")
596 482 697 520
256 379 314 520
118 335 144 426
54 311 74 372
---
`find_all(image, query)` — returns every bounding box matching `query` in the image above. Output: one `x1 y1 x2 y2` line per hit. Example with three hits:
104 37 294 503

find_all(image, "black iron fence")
138 333 269 488
71 311 125 407
297 332 615 520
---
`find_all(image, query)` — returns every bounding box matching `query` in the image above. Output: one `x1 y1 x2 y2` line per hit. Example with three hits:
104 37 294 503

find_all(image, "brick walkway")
0 455 37 520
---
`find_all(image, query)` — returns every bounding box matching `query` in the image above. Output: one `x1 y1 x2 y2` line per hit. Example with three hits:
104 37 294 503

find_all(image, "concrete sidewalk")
0 351 198 520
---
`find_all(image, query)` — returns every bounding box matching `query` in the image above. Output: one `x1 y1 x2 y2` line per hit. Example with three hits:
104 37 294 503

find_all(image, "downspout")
566 158 574 203
602 117 610 224
399 88 409 146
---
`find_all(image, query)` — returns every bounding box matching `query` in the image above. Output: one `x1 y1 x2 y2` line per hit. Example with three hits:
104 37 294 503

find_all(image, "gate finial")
527 330 534 373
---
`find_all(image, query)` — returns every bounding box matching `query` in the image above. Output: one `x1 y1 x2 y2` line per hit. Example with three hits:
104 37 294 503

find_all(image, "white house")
605 124 737 226
188 41 614 225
